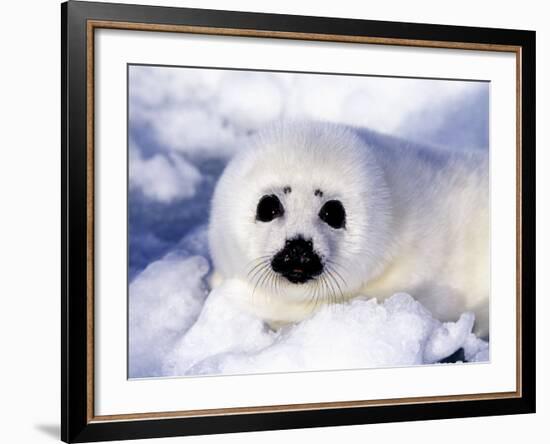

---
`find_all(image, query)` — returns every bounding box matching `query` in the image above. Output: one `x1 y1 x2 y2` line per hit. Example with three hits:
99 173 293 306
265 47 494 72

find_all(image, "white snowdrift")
128 255 210 377
129 65 489 166
129 254 488 379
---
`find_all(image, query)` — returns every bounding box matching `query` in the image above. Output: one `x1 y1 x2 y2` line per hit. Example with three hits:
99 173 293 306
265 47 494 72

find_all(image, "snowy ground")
128 65 490 378
129 253 489 378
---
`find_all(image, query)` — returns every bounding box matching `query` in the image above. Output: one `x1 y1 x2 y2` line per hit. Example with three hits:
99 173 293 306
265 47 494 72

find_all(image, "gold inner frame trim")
86 19 523 423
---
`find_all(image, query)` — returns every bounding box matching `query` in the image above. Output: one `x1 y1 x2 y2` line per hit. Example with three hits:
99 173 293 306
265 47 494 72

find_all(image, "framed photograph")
61 1 536 442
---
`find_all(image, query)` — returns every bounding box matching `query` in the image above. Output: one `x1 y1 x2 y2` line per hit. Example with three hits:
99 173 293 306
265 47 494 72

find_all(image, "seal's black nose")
271 236 323 284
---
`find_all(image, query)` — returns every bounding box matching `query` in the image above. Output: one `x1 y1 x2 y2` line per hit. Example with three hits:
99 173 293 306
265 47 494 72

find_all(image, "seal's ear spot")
319 200 346 229
256 194 285 222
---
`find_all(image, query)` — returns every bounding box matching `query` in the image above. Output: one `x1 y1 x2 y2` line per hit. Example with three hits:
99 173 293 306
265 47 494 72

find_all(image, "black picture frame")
61 1 536 442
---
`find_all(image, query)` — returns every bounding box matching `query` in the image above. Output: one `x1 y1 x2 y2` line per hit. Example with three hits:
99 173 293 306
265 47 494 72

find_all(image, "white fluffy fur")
208 122 489 336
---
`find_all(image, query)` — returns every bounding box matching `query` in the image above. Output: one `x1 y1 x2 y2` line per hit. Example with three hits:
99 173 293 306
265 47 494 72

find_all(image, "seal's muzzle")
271 236 324 284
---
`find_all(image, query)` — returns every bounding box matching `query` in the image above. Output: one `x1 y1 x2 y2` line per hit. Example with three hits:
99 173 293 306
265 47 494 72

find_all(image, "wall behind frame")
0 0 546 443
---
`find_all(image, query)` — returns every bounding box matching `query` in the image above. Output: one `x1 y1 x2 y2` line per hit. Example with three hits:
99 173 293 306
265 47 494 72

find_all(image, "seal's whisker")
268 269 277 296
274 274 282 297
247 259 270 278
324 274 334 308
319 275 329 308
306 277 321 311
328 273 338 306
323 272 337 307
245 255 271 269
326 260 349 298
312 278 321 312
258 267 273 302
277 273 285 297
331 268 347 290
312 275 322 308
250 263 269 281
317 277 325 310
326 265 346 302
252 266 270 302
262 269 275 305
305 278 316 310
326 258 347 275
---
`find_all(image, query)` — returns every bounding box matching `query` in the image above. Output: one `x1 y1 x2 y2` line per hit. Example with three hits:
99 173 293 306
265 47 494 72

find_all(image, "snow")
130 253 489 378
423 312 476 363
128 254 210 378
129 140 202 203
129 65 489 162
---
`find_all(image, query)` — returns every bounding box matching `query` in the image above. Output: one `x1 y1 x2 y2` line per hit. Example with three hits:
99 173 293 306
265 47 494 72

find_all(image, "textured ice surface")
129 254 489 378
128 255 210 378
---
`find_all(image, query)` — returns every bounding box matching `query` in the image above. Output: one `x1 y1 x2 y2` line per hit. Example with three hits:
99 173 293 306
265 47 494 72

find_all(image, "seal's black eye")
256 194 284 222
319 200 346 229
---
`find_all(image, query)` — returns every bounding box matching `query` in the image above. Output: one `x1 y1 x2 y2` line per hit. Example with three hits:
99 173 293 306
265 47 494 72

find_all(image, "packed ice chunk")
463 333 490 362
155 282 488 377
129 143 202 203
128 255 210 378
423 312 476 363
162 279 276 376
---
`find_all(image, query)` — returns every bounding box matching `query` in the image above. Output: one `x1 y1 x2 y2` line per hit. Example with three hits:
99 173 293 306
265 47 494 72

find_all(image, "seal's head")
209 122 392 309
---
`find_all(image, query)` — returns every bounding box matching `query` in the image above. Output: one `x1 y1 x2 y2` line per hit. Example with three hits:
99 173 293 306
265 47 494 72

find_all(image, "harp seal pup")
208 122 489 337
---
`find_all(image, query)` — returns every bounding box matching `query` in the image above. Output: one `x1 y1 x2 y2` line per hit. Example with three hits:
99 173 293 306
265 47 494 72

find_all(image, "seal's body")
208 122 489 336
